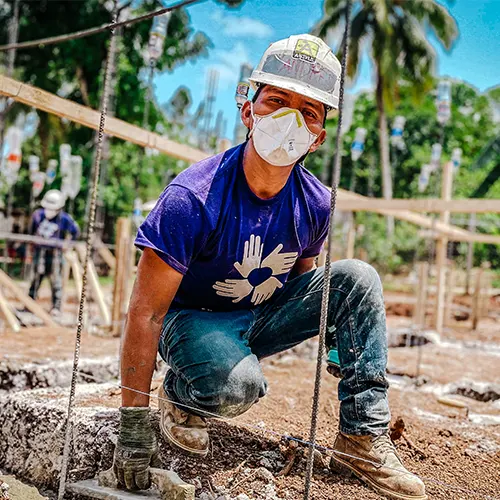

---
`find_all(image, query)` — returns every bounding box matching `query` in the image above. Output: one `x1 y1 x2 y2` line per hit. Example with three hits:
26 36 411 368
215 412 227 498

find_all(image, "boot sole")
330 455 428 500
158 387 209 458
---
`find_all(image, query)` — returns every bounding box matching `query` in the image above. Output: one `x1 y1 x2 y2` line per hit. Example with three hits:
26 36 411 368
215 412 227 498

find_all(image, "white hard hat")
41 189 66 210
249 34 342 109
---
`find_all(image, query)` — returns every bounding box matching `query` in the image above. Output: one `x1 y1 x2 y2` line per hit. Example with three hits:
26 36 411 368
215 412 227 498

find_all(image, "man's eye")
270 97 283 104
304 110 317 119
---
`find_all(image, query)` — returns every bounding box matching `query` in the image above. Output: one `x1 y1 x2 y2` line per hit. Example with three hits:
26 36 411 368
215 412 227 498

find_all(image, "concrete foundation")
0 357 118 392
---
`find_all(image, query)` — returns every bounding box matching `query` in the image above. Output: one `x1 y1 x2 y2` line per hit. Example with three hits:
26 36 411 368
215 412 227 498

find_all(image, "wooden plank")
0 287 21 333
337 198 500 214
96 241 116 270
0 75 207 164
75 246 111 327
337 190 500 244
0 269 57 327
66 251 83 298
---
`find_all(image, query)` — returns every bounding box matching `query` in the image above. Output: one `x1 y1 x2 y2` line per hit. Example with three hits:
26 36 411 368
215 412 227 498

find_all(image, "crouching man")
113 34 426 500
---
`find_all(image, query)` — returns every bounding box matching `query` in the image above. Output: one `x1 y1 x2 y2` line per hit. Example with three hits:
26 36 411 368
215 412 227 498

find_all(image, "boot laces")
372 433 396 456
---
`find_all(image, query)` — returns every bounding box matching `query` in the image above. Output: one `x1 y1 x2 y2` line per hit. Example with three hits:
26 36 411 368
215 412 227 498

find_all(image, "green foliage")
0 0 242 237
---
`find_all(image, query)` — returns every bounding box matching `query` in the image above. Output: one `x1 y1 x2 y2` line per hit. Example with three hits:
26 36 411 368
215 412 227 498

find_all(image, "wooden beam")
337 191 500 245
0 269 57 327
96 241 116 270
0 75 206 163
75 245 111 328
337 198 500 214
0 287 21 333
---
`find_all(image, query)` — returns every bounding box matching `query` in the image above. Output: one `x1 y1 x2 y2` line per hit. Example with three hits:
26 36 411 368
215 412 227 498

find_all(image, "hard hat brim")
249 73 339 109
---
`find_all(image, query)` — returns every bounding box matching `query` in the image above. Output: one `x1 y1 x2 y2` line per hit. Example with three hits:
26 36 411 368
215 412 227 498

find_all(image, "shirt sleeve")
135 185 209 275
301 203 330 259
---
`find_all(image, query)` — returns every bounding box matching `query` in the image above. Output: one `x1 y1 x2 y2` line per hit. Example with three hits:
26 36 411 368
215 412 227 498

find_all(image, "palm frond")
400 0 458 49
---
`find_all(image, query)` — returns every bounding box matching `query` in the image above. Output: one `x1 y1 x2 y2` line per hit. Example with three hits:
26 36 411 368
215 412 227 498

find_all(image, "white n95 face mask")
250 105 318 166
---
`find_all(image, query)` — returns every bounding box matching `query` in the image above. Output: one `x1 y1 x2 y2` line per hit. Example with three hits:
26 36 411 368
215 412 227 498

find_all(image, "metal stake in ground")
56 6 118 500
303 1 352 498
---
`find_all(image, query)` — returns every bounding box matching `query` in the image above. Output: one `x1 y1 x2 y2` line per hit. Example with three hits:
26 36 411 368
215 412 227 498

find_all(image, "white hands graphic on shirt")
213 234 298 304
233 234 263 278
251 277 283 305
212 279 253 304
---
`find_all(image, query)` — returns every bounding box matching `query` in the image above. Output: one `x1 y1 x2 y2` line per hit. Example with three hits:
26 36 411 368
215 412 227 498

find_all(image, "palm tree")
313 0 457 234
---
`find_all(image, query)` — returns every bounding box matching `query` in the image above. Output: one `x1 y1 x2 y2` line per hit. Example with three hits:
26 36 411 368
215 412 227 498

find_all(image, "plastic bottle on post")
46 159 58 186
430 143 442 172
28 155 40 182
418 164 432 193
390 116 406 150
132 198 144 228
148 14 169 62
32 171 45 198
59 144 72 176
3 127 23 187
68 155 83 200
451 148 462 174
351 127 367 161
436 80 451 125
235 82 250 110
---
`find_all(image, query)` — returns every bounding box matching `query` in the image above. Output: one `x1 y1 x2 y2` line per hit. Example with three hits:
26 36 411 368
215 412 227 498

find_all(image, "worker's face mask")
250 105 318 167
44 208 59 220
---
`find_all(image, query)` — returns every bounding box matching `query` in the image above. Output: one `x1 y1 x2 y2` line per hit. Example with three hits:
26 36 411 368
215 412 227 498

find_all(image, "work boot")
330 432 427 500
158 385 209 457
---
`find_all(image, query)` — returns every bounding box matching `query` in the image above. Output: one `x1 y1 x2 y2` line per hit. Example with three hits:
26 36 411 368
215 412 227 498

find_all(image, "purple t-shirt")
135 143 330 311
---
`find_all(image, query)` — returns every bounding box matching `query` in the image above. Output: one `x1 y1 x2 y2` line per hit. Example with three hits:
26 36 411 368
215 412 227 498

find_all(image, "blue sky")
155 0 500 141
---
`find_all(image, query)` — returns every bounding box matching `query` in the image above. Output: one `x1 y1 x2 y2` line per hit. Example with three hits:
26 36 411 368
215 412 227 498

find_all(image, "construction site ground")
0 283 499 500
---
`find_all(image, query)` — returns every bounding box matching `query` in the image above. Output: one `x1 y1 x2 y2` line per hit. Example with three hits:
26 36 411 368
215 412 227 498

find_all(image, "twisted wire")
56 7 118 499
303 2 352 498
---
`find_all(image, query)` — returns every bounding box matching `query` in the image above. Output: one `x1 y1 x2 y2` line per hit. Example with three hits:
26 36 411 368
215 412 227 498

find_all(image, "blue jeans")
159 260 390 436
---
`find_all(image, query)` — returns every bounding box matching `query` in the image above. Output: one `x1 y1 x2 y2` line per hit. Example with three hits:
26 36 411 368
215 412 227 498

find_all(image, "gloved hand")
113 407 160 490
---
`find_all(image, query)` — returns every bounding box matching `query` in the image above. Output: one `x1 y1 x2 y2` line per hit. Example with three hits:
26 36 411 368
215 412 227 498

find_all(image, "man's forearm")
121 310 163 407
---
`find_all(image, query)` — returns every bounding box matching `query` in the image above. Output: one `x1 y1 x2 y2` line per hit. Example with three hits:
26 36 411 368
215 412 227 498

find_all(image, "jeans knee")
215 355 267 417
331 259 382 295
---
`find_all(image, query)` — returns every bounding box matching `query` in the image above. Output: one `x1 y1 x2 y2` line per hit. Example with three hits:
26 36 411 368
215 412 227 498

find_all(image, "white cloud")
212 10 273 39
206 42 251 88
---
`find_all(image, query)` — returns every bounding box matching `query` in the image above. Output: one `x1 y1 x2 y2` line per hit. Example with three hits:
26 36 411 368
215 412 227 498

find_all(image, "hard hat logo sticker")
293 39 319 64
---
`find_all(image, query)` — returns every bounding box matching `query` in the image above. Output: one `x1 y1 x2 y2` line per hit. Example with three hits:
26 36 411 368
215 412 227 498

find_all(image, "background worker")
113 34 427 500
28 189 79 315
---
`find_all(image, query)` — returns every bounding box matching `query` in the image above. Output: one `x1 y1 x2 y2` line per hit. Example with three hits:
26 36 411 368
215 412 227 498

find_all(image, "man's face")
241 85 327 154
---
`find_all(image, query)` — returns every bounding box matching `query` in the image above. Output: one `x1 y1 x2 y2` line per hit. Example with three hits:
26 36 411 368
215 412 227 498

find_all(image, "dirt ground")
1 288 499 499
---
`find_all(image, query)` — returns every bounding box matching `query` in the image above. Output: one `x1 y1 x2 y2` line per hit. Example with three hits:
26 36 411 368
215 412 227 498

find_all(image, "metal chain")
56 7 118 499
303 2 352 498
0 0 204 52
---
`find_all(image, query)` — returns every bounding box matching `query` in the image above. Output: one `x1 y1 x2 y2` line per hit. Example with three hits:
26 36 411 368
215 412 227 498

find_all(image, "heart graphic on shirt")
212 234 298 305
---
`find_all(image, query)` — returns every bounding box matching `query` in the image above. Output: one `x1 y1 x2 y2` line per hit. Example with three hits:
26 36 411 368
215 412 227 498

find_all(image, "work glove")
113 407 160 490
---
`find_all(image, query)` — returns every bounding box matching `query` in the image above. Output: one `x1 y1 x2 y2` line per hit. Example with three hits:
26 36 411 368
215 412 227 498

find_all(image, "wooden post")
0 269 58 327
346 223 356 260
112 217 132 337
444 266 456 326
414 262 429 329
0 287 21 332
471 267 484 331
434 162 454 333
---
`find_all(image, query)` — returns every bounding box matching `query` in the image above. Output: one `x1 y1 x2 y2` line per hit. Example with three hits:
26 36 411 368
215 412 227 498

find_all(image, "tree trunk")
376 69 394 237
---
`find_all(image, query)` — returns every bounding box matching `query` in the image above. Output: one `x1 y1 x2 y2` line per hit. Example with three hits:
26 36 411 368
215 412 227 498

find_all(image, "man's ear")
240 100 253 130
309 129 327 153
